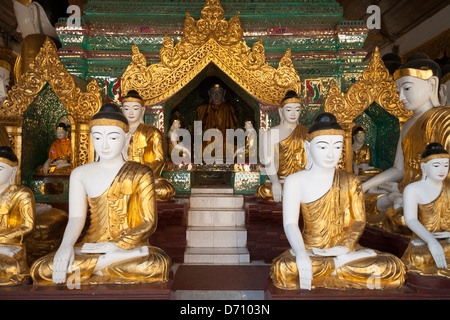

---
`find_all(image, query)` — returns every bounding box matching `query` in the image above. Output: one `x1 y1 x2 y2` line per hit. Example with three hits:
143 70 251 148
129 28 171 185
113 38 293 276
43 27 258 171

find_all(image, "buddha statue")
197 83 238 158
401 143 450 281
256 90 308 202
352 126 382 180
168 119 191 164
270 113 406 290
0 60 11 105
440 64 450 106
30 103 171 285
42 122 71 175
234 120 257 163
0 146 35 285
121 90 175 201
362 53 450 233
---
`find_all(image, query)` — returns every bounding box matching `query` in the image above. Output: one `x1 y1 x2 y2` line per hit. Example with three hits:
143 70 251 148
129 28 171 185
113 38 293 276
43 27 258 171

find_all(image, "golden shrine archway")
324 47 413 171
0 38 102 175
121 0 301 106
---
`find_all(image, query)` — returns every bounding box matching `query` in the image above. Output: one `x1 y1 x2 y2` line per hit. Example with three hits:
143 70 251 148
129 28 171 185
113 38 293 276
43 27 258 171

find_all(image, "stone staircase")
184 187 250 264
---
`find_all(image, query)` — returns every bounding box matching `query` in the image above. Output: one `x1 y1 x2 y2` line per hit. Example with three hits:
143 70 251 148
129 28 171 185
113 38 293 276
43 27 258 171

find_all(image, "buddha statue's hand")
428 238 447 269
378 181 399 193
81 242 121 254
52 245 75 284
271 181 282 202
296 251 312 290
0 245 22 258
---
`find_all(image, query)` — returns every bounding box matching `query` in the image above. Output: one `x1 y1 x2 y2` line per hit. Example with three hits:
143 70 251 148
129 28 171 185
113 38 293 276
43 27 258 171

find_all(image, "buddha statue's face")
91 125 128 161
279 103 301 125
55 128 68 140
353 131 365 144
307 134 344 169
396 76 439 112
0 162 16 187
122 101 145 126
244 121 253 130
421 158 449 182
209 87 226 105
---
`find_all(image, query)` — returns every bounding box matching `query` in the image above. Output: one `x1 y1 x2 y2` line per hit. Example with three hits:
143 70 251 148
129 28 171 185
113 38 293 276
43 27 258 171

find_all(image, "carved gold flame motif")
324 47 413 171
121 0 301 106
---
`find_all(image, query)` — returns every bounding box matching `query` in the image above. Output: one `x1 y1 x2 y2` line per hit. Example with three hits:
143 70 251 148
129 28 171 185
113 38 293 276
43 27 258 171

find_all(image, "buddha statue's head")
122 90 145 127
244 119 254 130
352 126 366 144
420 142 450 182
89 103 130 162
279 90 302 126
0 61 11 103
0 146 18 187
440 64 450 106
304 112 344 170
55 122 69 140
208 83 226 105
382 53 402 76
394 53 441 113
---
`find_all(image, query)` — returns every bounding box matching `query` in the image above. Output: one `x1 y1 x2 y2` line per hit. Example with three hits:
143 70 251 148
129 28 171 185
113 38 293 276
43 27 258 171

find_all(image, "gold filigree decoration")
324 46 413 171
1 38 102 122
0 38 102 169
121 0 301 106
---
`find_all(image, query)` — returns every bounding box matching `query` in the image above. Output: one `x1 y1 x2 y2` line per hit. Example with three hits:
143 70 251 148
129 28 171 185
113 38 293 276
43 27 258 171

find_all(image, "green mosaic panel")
161 171 191 193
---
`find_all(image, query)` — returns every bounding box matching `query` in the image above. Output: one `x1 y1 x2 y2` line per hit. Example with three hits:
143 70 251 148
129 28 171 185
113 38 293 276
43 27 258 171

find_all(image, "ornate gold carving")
122 0 301 106
0 38 101 169
324 47 413 171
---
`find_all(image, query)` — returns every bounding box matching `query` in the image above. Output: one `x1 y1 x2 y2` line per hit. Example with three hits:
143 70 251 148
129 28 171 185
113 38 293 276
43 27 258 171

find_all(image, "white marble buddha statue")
168 119 191 164
271 112 406 290
256 90 308 202
362 53 450 233
0 61 11 105
234 120 257 163
0 146 35 285
31 103 171 285
401 142 450 280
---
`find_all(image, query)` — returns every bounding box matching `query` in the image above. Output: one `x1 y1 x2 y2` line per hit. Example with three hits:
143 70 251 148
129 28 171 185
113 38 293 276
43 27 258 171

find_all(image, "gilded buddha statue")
256 90 308 202
121 90 175 201
197 83 238 158
401 143 450 281
362 53 450 233
0 146 35 285
352 126 382 180
270 113 405 290
41 122 71 175
31 103 171 285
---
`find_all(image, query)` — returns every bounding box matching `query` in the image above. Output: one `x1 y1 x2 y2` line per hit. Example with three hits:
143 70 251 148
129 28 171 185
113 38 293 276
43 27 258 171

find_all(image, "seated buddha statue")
270 113 406 290
352 126 382 180
197 83 238 159
42 122 71 175
30 103 171 285
401 143 450 281
0 146 35 285
362 53 450 234
168 119 191 164
256 90 308 202
0 60 11 105
121 90 175 201
234 120 257 164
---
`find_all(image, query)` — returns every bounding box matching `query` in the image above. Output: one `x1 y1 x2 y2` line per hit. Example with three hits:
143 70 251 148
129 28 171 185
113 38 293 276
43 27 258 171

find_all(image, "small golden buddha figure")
31 103 171 285
197 83 238 158
401 143 450 281
234 120 257 163
352 126 382 180
0 146 35 285
256 90 308 202
122 90 175 201
271 113 405 290
42 123 71 175
362 53 450 233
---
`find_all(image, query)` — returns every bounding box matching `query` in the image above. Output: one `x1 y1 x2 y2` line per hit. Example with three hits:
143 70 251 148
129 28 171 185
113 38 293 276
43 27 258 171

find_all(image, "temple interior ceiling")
0 0 448 60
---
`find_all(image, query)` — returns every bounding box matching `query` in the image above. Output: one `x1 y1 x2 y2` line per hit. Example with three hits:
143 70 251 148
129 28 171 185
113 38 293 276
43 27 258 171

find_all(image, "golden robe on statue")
128 123 175 201
255 124 308 200
30 161 171 285
0 185 35 285
48 138 71 161
401 179 450 278
366 106 450 232
271 170 405 290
